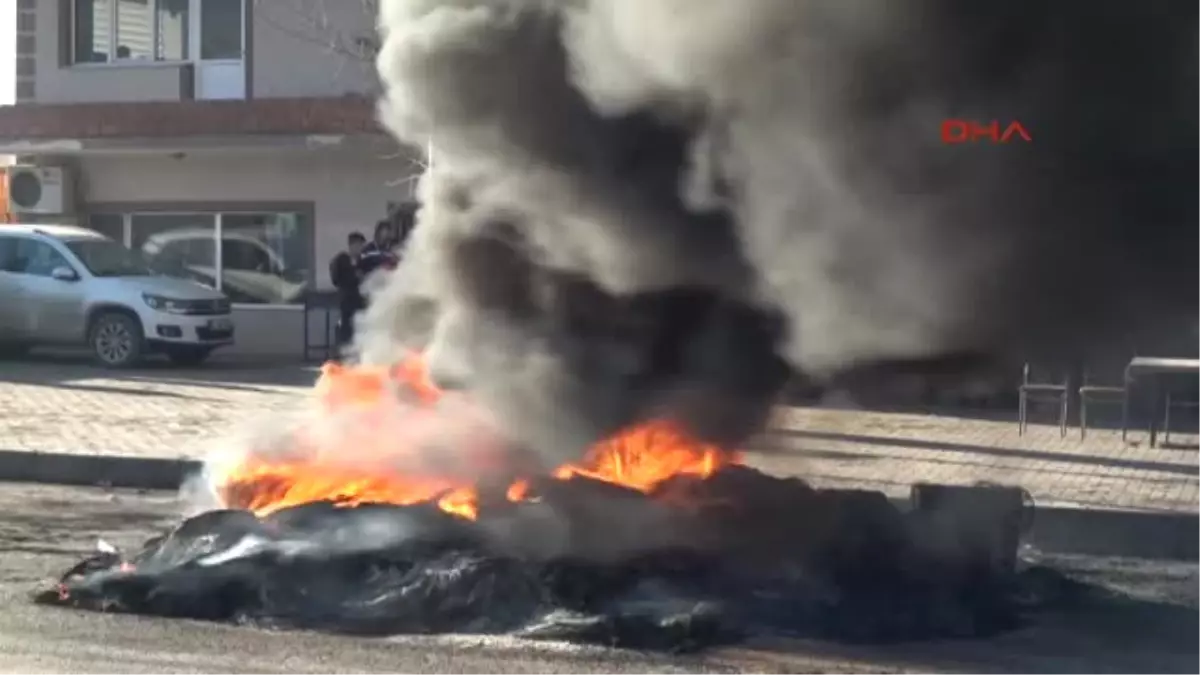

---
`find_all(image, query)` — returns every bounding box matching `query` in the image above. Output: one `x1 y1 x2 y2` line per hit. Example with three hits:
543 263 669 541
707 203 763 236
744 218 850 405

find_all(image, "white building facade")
0 0 418 357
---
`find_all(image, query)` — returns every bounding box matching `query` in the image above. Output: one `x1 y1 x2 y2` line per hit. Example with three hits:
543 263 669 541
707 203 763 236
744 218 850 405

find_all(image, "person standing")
329 232 366 348
390 202 417 259
357 220 400 278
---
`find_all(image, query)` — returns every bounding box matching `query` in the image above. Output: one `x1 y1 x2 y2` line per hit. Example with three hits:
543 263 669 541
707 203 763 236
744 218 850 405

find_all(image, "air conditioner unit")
5 165 76 215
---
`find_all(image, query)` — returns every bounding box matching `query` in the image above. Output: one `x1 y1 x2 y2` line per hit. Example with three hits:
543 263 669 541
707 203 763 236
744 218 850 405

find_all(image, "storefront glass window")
85 209 312 305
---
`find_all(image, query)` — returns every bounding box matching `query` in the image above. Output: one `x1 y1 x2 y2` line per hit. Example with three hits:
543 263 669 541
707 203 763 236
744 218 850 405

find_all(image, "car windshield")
65 238 155 277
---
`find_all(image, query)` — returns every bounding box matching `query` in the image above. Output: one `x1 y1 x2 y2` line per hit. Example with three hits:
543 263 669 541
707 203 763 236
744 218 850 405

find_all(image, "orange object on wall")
0 171 11 223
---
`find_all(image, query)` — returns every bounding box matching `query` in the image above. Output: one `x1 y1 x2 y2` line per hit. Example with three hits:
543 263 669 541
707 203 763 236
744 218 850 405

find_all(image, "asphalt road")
0 483 1195 674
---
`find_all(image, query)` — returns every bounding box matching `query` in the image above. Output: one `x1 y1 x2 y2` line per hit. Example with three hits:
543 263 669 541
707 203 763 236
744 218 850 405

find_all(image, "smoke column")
359 0 1198 465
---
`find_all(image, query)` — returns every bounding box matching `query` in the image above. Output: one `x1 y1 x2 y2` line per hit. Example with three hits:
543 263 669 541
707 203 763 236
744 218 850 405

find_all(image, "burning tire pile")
37 359 1081 651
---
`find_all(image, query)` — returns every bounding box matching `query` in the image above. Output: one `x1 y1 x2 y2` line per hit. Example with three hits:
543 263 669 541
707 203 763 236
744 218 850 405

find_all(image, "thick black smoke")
359 0 1198 464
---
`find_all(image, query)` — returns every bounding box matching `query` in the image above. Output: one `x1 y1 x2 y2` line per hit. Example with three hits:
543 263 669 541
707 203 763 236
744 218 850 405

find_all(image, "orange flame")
215 354 741 520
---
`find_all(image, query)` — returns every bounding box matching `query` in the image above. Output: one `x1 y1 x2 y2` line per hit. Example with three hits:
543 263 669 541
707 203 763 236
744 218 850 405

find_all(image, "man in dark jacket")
329 232 366 347
357 220 400 278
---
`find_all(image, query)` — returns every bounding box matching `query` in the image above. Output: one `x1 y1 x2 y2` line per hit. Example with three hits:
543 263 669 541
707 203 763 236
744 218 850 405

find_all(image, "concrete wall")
37 62 191 104
75 148 414 358
31 0 377 104
252 0 379 98
15 0 36 102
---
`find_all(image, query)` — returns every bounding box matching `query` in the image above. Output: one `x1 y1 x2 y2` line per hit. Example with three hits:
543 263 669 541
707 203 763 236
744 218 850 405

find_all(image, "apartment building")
0 0 419 356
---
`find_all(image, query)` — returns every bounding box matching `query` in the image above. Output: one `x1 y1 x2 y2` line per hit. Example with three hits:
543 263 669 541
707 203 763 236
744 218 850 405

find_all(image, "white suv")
0 224 235 368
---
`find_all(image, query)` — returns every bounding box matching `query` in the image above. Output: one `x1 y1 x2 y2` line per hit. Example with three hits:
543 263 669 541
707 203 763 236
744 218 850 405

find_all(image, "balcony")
0 96 383 154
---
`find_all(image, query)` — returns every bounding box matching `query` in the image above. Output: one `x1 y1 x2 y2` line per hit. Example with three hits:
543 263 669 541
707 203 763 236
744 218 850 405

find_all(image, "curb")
0 450 202 492
1 449 1195 561
1021 504 1198 561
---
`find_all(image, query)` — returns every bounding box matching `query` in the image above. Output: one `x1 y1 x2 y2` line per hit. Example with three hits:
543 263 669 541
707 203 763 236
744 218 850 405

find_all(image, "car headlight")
143 294 189 313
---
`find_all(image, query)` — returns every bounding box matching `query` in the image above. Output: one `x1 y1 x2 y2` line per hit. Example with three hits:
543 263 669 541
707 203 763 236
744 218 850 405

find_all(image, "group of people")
328 219 405 348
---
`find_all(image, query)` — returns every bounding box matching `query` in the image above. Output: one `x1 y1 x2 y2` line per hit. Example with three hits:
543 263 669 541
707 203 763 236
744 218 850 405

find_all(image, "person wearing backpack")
329 232 367 348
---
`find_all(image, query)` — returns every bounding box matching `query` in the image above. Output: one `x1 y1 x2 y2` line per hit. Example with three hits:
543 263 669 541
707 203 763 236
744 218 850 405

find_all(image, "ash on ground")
38 468 1085 652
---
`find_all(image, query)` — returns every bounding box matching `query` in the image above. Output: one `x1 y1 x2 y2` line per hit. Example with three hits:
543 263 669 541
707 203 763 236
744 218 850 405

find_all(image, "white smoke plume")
358 0 1198 465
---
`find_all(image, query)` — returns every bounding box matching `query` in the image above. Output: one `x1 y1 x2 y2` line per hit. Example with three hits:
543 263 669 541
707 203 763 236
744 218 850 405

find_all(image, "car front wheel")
89 312 145 368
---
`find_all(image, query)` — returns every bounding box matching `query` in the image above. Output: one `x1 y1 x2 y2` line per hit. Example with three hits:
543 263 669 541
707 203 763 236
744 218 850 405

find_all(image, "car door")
10 238 89 344
0 235 29 342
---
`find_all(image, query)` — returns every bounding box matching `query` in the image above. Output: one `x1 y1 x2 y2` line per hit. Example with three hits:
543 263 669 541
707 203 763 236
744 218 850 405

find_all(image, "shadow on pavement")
748 424 1199 557
755 429 1200 476
749 582 1198 674
790 396 1199 437
0 351 321 392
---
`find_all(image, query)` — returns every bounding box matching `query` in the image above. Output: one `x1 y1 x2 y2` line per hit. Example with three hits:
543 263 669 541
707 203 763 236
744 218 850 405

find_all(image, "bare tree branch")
386 150 432 191
254 1 427 190
253 0 379 64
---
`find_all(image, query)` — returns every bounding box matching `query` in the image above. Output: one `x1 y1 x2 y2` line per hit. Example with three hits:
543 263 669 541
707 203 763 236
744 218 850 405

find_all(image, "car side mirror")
51 266 79 282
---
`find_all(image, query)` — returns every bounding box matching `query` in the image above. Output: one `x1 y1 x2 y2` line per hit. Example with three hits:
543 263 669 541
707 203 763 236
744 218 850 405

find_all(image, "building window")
157 0 190 61
86 209 313 306
73 0 191 63
84 212 126 243
199 0 241 60
131 212 217 287
73 0 111 63
217 213 312 305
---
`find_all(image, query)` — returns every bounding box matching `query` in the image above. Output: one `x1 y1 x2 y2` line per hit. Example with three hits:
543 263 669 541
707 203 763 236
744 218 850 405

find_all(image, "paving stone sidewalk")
0 361 312 460
760 407 1198 513
1 361 1195 513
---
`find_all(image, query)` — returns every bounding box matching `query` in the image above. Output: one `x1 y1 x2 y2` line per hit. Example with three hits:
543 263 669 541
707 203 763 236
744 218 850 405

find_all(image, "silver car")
0 224 235 367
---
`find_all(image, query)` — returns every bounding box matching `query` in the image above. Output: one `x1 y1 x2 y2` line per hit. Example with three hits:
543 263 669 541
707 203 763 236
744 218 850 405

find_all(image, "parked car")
0 224 234 367
139 227 309 305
